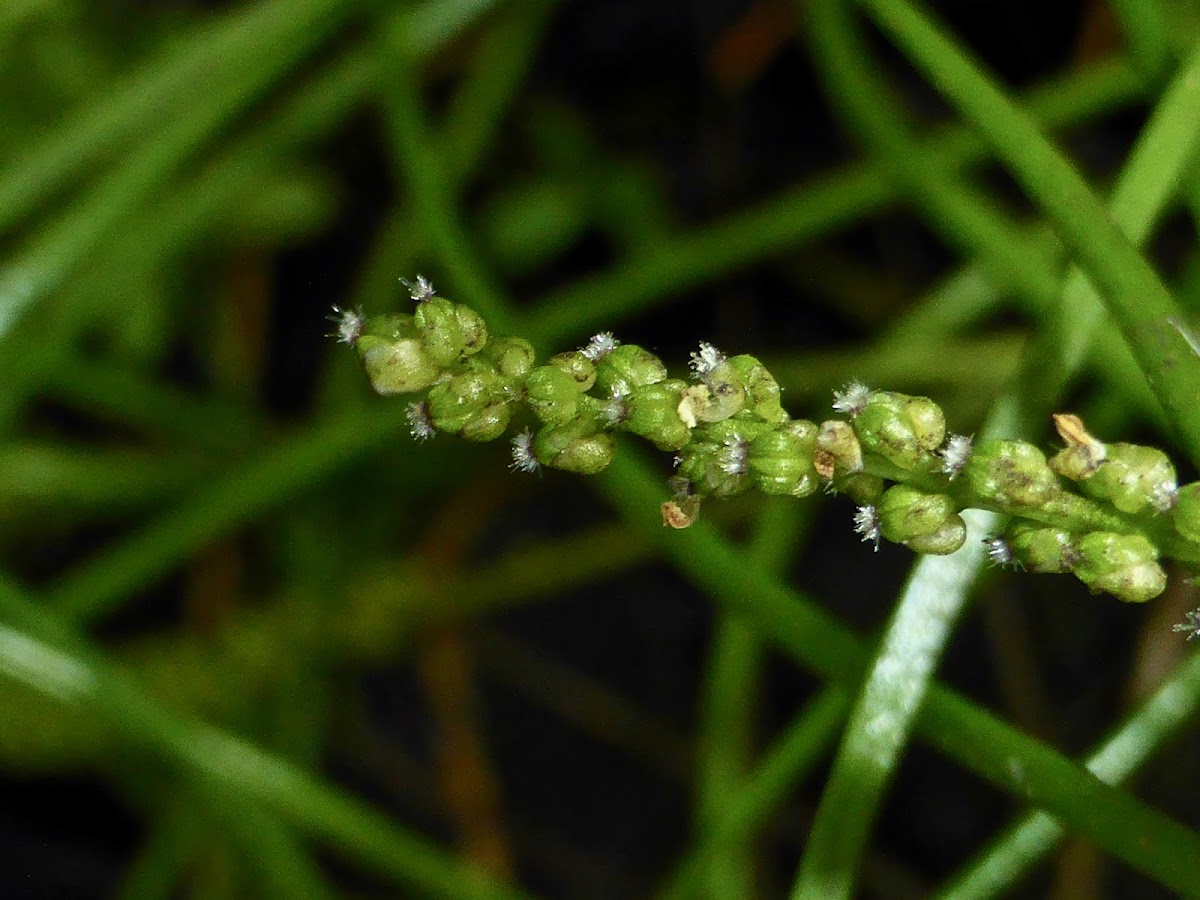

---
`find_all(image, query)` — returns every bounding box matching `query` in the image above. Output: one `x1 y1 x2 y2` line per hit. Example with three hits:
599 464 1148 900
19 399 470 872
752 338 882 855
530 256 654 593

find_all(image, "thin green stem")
44 404 413 623
380 57 518 333
0 0 356 340
806 0 1064 318
525 56 1147 347
0 0 507 430
696 500 807 900
858 0 1200 466
790 15 1200 894
202 795 336 900
1109 0 1173 79
0 519 671 769
656 687 851 900
0 0 350 237
936 648 1200 898
0 578 538 900
790 391 1010 900
597 448 1200 896
115 798 204 900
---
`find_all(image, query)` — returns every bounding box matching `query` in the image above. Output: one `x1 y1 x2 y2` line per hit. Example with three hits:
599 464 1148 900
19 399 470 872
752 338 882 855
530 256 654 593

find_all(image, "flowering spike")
335 294 1200 604
327 306 365 345
400 274 436 302
832 380 870 417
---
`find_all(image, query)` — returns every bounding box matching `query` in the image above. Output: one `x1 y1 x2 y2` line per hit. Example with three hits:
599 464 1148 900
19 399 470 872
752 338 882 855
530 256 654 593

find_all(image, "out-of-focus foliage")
3 1 1200 898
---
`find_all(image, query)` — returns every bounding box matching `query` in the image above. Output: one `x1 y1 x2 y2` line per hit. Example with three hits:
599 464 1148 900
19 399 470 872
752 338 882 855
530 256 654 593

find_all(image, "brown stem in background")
414 474 516 879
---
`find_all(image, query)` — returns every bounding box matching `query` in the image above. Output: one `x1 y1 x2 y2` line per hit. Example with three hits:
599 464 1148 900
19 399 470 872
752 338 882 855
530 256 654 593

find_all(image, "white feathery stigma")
853 505 880 551
717 434 749 476
601 380 631 426
1152 480 1179 514
400 274 436 302
509 429 540 474
1173 608 1200 641
939 433 973 479
832 380 871 417
327 306 365 345
406 401 435 441
581 332 619 361
983 536 1017 569
689 341 726 377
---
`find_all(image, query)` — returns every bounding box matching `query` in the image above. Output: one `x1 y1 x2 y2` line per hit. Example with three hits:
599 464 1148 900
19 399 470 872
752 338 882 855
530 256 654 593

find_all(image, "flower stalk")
332 280 1200 603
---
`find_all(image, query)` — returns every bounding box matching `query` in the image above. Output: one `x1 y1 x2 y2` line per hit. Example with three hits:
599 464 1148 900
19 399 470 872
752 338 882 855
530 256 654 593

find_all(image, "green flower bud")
1079 443 1178 516
426 369 511 440
964 439 1061 511
905 397 946 451
547 350 597 392
359 312 411 341
355 313 441 395
687 350 749 424
1006 521 1075 573
692 416 774 448
1072 532 1166 603
525 365 582 426
840 473 885 507
746 420 819 497
594 344 668 394
482 336 536 380
676 381 745 427
814 420 863 479
726 355 786 424
622 380 692 451
906 520 968 555
676 419 770 498
852 391 946 471
533 420 616 475
877 485 966 555
413 296 488 367
1172 482 1200 543
459 403 511 441
1048 413 1106 481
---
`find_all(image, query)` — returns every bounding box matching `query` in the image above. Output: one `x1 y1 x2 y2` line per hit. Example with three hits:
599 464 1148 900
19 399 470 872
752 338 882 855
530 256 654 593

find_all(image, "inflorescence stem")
332 278 1200 606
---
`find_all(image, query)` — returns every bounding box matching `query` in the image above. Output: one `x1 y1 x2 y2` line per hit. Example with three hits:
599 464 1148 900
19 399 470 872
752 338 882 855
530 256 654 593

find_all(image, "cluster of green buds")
331 278 1200 608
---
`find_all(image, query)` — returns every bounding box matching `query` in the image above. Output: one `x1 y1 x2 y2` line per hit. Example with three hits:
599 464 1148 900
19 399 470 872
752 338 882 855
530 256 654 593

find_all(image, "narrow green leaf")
598 449 1200 896
45 404 412 622
526 56 1146 347
0 580 538 900
858 0 1200 465
937 648 1200 898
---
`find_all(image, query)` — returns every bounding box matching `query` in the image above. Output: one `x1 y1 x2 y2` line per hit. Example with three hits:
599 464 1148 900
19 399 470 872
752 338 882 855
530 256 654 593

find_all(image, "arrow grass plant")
4 1 1200 898
335 281 1200 607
